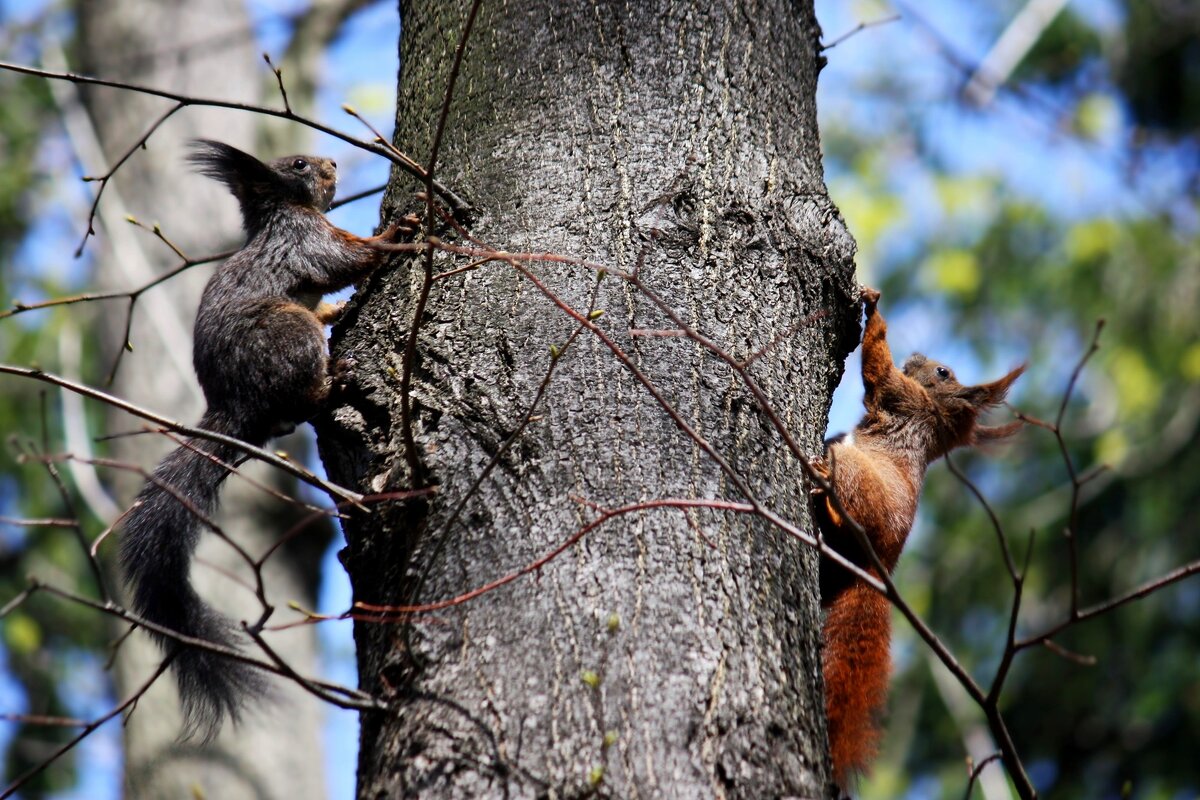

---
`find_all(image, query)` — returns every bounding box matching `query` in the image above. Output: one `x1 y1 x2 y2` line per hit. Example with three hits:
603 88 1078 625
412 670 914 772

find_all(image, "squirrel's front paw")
809 456 831 493
330 357 358 392
315 301 347 325
383 214 422 243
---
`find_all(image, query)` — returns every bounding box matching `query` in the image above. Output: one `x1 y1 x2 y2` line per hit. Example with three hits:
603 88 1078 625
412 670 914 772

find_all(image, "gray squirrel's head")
189 140 338 234
266 153 337 212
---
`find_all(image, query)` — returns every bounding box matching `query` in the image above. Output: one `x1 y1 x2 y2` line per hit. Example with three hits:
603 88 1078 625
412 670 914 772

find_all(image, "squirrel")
811 287 1024 788
120 139 411 738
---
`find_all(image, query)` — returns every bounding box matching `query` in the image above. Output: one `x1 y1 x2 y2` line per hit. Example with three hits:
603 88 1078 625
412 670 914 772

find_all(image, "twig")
396 0 484 487
0 60 470 215
32 580 381 707
963 752 1004 800
0 516 78 528
0 656 175 799
11 437 110 602
73 102 185 257
242 623 389 712
821 13 902 51
262 52 291 114
359 499 756 616
0 246 236 322
0 364 363 505
402 296 595 615
1057 321 1105 617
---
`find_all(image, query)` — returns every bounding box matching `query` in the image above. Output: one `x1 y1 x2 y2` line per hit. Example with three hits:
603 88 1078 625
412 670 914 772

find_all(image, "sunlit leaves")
922 248 980 298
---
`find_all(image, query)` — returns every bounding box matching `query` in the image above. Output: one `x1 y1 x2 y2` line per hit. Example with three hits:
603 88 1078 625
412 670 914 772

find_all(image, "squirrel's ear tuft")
188 140 275 196
188 140 283 235
970 363 1026 407
901 354 927 376
189 139 250 174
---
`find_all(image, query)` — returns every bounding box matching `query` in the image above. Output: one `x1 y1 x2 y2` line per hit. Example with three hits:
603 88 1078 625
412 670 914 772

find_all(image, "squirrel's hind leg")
237 299 332 428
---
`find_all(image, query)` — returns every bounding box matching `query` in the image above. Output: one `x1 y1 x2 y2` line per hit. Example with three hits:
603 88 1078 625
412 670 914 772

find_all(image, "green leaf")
923 249 980 298
4 612 42 656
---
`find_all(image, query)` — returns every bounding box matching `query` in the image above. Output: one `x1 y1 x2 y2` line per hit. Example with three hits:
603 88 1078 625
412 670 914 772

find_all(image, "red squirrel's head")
902 354 1025 456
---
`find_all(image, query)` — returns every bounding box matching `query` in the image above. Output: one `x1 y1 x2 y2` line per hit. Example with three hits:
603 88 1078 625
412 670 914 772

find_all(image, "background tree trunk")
73 1 328 797
319 1 858 796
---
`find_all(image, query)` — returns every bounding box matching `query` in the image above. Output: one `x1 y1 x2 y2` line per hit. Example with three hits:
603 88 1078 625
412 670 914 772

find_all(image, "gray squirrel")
120 140 408 737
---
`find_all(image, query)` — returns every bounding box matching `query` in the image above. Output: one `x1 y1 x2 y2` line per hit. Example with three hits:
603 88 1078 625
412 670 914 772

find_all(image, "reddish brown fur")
822 581 891 782
812 288 1023 788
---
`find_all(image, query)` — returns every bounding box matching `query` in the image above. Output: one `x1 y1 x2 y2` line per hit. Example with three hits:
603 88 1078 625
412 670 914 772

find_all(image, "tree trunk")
73 2 329 797
319 1 858 796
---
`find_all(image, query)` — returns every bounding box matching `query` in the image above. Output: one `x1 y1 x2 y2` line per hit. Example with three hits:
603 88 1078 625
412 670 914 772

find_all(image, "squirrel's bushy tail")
120 409 267 739
823 579 892 787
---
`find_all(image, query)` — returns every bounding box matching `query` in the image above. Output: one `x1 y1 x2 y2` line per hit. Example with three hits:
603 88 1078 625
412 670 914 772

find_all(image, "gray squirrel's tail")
119 409 268 740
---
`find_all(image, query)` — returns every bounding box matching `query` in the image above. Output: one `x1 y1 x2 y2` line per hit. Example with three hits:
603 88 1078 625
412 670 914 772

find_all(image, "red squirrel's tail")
823 579 892 787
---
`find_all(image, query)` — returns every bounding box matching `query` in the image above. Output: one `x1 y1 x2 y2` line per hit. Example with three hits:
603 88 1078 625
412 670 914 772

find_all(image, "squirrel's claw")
381 214 422 243
330 357 358 392
809 456 831 494
810 458 845 528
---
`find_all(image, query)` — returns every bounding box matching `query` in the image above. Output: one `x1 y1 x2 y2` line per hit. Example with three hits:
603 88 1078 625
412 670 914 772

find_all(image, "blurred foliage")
0 13 111 797
1021 1 1200 139
822 1 1200 798
1115 0 1200 136
0 74 52 264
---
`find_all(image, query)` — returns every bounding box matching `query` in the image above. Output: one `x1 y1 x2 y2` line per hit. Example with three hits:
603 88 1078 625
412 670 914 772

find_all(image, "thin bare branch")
1018 557 1200 651
262 52 291 113
395 0 484 487
0 364 363 504
0 516 78 528
33 580 383 708
0 649 175 800
72 101 185 257
821 13 902 50
0 246 234 322
0 59 470 214
946 454 1019 581
11 437 110 602
358 499 758 617
1041 638 1096 666
963 751 1004 800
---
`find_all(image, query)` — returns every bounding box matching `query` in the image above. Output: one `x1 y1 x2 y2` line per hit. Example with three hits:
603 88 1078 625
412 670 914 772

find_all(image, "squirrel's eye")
935 366 950 379
292 158 309 171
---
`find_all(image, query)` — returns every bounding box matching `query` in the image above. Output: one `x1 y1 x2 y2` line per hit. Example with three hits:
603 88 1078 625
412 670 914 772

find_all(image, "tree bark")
319 1 858 797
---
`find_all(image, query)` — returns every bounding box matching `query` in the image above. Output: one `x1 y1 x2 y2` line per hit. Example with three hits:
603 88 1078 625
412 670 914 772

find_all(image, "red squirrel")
811 287 1023 787
120 140 411 738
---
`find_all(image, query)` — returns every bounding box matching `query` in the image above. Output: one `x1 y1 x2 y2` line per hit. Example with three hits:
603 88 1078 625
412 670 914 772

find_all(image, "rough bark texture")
74 2 329 797
319 2 858 797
